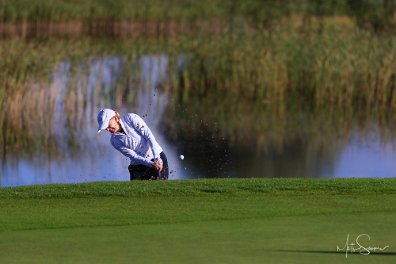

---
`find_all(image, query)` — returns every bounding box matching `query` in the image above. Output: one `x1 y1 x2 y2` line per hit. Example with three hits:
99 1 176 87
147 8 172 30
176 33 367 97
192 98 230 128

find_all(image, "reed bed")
1 14 396 156
174 24 396 111
0 0 298 39
160 23 396 149
0 0 308 23
0 0 394 37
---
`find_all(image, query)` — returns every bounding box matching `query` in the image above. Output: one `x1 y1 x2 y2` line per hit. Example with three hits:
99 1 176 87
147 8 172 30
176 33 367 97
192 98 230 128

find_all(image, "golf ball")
179 155 185 160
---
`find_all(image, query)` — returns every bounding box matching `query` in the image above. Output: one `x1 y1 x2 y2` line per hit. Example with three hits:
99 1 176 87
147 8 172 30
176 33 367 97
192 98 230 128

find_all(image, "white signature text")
337 234 389 258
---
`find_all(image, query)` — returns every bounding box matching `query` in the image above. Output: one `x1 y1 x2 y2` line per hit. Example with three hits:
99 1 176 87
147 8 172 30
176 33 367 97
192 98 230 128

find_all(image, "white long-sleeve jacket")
110 113 163 167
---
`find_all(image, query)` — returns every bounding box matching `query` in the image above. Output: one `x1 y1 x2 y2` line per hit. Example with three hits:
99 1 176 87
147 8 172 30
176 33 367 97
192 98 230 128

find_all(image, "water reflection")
164 92 396 179
333 130 396 177
1 54 396 187
206 131 396 179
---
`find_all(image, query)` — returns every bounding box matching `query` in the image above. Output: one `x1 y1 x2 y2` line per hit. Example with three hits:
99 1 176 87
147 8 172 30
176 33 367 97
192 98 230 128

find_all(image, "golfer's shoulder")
122 113 143 124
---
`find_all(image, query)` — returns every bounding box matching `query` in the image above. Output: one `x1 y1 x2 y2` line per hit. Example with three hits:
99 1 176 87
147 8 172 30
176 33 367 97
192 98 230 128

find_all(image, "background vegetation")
1 0 396 156
0 0 394 34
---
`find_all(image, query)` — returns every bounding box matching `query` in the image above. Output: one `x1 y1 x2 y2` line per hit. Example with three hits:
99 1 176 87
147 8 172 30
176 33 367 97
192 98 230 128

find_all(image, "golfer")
97 108 169 180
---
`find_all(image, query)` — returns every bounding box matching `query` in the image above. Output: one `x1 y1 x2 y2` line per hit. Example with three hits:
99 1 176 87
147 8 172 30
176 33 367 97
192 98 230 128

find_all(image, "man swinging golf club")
97 108 169 180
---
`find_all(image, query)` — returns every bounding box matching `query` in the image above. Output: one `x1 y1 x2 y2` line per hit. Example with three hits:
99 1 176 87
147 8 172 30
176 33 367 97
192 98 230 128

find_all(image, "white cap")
97 108 116 133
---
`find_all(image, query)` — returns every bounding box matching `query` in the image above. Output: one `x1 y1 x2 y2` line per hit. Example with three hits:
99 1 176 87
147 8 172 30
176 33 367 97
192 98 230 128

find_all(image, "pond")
1 55 396 187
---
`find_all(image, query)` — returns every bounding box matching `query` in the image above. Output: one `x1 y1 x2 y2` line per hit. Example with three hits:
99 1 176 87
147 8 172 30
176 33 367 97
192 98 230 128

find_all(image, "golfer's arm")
143 128 162 159
129 114 162 158
112 141 152 167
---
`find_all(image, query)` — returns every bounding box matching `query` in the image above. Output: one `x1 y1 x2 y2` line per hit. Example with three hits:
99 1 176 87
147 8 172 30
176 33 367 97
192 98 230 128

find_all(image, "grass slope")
0 178 396 263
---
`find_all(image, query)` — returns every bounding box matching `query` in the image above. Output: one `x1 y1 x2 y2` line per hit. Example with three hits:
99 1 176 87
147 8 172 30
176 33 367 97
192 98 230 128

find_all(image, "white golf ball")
179 155 185 160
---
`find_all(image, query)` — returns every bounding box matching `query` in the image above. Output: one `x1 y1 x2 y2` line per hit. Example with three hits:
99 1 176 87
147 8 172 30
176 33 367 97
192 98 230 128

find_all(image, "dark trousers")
128 152 169 180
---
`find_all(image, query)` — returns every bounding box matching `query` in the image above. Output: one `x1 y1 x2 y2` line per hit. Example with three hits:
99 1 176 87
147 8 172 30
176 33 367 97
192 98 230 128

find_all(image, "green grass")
0 178 396 263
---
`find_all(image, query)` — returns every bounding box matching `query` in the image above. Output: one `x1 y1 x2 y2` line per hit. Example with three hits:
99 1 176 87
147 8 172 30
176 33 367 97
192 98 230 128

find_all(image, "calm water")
1 55 396 187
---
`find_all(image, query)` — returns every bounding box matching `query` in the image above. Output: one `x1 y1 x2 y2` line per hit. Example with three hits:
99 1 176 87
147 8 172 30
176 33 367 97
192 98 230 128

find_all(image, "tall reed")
175 23 396 114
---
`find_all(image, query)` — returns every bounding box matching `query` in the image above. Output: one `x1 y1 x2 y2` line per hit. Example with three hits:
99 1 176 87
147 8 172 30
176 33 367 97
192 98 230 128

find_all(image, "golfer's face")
106 117 120 134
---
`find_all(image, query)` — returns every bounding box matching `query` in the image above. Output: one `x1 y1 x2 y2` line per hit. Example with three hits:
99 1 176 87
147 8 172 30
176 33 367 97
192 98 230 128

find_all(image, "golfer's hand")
152 158 163 172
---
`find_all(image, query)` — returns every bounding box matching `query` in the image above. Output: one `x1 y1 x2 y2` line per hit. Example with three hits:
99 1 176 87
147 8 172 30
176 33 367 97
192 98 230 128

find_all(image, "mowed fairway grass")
0 178 396 264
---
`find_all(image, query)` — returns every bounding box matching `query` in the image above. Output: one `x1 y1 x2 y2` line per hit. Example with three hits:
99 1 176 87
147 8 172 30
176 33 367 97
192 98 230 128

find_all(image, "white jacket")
110 113 163 166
